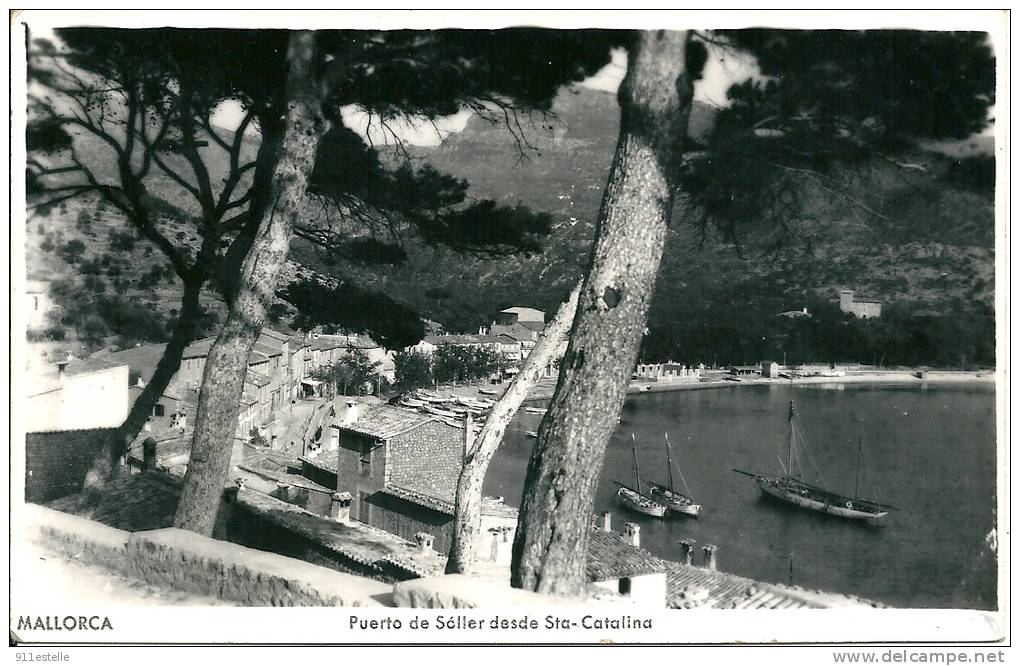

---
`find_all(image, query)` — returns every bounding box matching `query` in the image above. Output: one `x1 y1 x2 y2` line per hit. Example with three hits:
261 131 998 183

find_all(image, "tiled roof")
237 489 447 577
47 472 183 532
663 564 881 609
423 334 509 346
237 452 335 494
500 307 545 321
246 371 271 387
338 403 435 441
181 337 216 359
252 341 282 358
101 344 168 382
520 321 545 333
259 328 290 343
380 485 455 514
586 527 669 581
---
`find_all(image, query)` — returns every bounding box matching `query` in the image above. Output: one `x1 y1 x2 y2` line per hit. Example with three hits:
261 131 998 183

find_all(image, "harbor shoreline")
430 370 996 404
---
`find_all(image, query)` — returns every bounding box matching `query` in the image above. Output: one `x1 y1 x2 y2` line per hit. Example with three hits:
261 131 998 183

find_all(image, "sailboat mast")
788 400 796 480
631 433 641 490
855 433 864 498
665 433 675 491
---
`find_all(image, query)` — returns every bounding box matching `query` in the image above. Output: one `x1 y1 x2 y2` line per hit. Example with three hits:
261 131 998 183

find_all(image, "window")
153 403 165 417
359 441 372 476
618 577 632 596
33 296 39 311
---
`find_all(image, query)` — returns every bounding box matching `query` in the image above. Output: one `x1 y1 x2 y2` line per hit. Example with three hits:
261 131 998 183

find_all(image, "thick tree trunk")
173 31 329 535
445 282 581 574
510 30 694 596
80 275 205 498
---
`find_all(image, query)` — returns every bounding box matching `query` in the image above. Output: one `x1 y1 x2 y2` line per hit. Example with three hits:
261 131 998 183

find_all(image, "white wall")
26 365 129 432
591 572 667 606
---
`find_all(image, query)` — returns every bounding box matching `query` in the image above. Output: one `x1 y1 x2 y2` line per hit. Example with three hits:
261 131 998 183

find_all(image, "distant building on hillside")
839 289 882 319
777 307 811 319
25 279 57 332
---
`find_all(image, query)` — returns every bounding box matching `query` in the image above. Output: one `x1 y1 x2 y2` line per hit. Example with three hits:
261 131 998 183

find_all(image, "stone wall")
25 428 116 503
23 504 390 607
387 420 464 498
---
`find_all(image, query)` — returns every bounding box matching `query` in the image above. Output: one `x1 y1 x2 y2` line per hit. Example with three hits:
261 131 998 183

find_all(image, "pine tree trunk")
173 31 328 535
80 275 205 498
510 30 694 596
445 282 581 574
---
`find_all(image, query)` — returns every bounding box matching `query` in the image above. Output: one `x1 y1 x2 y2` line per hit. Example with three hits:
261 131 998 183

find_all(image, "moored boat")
646 433 700 517
614 434 667 518
733 401 895 522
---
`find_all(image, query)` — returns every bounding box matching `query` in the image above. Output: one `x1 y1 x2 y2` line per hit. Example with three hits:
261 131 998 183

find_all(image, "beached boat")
400 397 427 408
646 433 701 517
524 430 539 439
423 404 461 419
525 406 547 415
733 401 895 521
478 388 498 396
614 435 667 518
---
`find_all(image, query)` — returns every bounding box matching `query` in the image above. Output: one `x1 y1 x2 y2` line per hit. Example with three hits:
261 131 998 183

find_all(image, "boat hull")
616 486 667 517
647 484 701 517
756 477 888 520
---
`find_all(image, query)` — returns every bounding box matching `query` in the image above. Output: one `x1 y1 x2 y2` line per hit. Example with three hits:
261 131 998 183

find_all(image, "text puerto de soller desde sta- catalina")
350 614 654 631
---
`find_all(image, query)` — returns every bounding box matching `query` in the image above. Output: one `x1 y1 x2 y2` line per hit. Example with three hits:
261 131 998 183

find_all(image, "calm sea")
484 383 998 609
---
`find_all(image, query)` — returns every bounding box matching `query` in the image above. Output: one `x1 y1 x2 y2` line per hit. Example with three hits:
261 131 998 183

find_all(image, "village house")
487 307 545 359
588 513 668 605
103 327 306 451
25 356 129 433
839 289 883 319
25 279 57 332
633 362 701 384
332 402 517 558
407 333 523 373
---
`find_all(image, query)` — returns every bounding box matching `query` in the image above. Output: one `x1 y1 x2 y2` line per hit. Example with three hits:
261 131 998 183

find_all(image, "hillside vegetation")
28 87 995 368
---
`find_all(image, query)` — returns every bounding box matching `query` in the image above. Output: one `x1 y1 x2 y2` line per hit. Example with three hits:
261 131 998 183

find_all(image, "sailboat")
733 400 896 521
614 435 667 518
647 433 701 517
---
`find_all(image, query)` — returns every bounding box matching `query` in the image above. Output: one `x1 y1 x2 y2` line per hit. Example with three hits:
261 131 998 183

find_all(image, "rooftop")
47 472 183 532
102 344 168 383
500 306 545 321
337 403 437 441
586 527 669 581
237 489 447 578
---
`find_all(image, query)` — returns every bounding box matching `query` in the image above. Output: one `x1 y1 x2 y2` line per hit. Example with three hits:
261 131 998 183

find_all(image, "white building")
26 357 129 432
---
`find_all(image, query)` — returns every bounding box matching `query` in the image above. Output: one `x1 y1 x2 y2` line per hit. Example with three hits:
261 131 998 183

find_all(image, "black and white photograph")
8 8 1008 653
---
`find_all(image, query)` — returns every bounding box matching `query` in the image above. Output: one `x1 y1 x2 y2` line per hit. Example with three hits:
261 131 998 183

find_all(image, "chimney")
143 420 152 432
414 531 435 553
679 539 697 566
274 482 291 502
623 522 641 549
600 511 612 532
702 544 718 570
488 525 514 565
235 477 246 491
142 438 157 471
56 357 70 383
342 400 359 425
331 492 352 523
136 377 146 388
803 307 809 315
